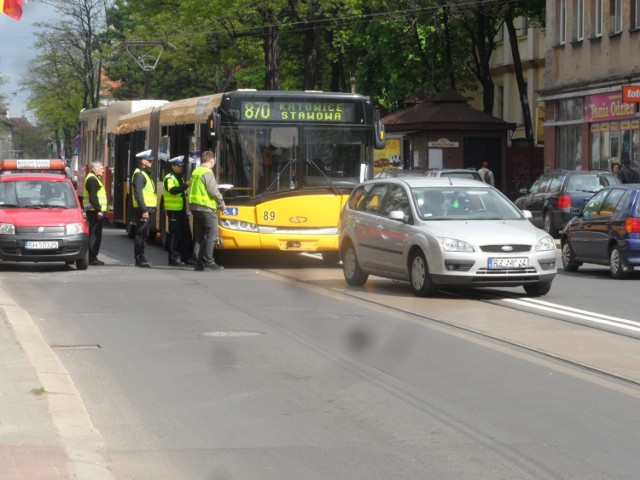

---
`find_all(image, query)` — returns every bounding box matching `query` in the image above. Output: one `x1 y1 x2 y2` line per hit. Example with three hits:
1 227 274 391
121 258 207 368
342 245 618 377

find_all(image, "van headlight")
0 223 15 234
536 235 556 251
65 223 84 235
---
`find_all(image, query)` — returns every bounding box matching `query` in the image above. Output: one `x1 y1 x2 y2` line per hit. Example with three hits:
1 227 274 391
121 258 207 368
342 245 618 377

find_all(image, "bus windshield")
219 125 366 200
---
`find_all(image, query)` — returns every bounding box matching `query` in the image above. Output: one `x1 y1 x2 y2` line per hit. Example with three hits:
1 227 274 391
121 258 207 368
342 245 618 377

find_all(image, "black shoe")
135 258 151 268
184 258 196 265
204 262 224 271
169 260 185 266
194 263 204 271
89 258 105 266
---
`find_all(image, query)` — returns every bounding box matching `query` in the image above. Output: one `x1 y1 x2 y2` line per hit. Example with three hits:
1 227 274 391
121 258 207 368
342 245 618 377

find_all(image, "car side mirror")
389 210 407 222
519 187 529 195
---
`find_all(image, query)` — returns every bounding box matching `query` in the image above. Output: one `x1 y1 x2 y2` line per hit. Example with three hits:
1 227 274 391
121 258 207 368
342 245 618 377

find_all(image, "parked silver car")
339 177 557 296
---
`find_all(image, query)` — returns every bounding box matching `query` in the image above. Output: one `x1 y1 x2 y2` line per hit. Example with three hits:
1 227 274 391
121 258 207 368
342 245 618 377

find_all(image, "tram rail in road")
262 264 640 391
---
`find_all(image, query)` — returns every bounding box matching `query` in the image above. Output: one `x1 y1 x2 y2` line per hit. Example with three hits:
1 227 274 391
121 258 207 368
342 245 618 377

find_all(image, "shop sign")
428 138 459 148
585 92 636 122
622 85 640 103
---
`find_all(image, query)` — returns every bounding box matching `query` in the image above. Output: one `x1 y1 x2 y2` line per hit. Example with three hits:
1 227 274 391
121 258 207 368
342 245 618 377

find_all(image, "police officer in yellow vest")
132 149 157 267
189 150 225 271
83 161 107 266
163 155 192 266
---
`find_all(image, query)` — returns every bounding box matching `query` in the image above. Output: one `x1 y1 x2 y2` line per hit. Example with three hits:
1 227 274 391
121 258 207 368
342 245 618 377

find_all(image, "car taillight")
557 195 571 209
625 217 640 233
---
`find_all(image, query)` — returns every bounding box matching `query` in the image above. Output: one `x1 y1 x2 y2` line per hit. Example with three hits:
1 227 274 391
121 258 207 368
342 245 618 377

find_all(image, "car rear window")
566 174 611 193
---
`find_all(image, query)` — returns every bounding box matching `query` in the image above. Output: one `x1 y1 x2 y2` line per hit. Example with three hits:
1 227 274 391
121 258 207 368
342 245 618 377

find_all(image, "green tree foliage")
0 70 7 109
22 28 85 157
21 0 545 136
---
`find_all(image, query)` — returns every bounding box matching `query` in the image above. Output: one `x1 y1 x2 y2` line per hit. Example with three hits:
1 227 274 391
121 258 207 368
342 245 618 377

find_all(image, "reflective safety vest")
83 172 107 212
162 173 184 211
131 168 157 208
189 166 217 209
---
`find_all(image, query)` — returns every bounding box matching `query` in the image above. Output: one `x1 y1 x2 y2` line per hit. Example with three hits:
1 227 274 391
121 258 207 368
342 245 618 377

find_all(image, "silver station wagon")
339 177 557 296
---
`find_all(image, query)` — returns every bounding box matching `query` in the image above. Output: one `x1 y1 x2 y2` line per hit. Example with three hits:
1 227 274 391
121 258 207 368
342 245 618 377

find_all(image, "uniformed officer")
83 161 107 266
132 149 157 267
163 155 192 266
189 150 225 271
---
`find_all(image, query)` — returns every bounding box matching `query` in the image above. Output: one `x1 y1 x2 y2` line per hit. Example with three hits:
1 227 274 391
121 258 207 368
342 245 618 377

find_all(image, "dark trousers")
192 209 218 266
134 208 154 261
167 209 192 263
86 210 103 260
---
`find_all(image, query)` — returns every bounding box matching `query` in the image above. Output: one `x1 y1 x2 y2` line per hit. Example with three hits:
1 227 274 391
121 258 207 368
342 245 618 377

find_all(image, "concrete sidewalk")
0 286 115 480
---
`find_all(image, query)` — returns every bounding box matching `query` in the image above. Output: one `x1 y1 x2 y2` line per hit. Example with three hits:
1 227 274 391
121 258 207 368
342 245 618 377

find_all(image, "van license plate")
24 241 59 250
488 257 528 269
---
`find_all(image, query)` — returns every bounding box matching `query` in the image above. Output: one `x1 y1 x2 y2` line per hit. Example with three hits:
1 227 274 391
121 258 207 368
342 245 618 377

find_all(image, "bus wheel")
322 251 341 265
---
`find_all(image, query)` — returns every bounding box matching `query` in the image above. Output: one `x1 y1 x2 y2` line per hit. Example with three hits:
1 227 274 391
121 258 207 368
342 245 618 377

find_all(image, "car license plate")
488 257 528 269
24 241 59 250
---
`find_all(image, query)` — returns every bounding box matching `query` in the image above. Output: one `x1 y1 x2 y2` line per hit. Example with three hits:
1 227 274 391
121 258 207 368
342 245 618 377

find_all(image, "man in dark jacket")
618 159 640 184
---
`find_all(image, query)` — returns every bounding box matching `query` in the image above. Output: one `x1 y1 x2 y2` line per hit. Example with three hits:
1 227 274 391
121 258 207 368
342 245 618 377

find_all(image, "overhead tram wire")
159 0 525 46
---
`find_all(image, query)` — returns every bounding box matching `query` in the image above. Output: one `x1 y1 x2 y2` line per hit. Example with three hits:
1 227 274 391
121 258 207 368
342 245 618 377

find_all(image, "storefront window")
590 122 639 171
558 125 582 169
558 98 583 121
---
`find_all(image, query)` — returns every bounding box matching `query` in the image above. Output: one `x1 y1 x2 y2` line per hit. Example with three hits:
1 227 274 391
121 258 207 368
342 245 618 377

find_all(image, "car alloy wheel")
409 250 437 297
341 243 368 286
610 244 631 279
561 241 580 272
544 212 559 238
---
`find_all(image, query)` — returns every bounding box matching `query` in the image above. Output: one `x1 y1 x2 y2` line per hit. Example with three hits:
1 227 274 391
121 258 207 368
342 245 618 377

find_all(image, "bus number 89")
263 211 276 221
244 102 271 120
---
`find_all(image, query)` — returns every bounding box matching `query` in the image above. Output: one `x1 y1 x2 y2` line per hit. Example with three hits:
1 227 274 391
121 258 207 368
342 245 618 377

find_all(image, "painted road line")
502 297 640 333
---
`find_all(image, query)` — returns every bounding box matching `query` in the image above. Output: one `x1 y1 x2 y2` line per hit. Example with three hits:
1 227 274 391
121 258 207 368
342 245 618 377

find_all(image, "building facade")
466 16 547 147
540 0 640 171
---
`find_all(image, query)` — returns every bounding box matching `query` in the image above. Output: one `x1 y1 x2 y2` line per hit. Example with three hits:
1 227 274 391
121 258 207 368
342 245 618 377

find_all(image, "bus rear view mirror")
374 119 386 149
208 110 221 139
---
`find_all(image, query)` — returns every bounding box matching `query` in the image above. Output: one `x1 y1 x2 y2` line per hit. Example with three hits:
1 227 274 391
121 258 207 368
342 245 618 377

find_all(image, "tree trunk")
477 10 495 114
504 8 533 142
263 24 281 90
302 23 318 90
440 2 456 89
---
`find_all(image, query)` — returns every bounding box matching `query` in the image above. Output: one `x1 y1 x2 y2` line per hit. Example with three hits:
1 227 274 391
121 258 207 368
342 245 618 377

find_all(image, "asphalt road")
2 226 640 479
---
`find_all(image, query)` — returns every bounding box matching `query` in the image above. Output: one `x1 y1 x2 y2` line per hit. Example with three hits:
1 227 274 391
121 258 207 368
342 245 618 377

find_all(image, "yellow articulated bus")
112 90 386 262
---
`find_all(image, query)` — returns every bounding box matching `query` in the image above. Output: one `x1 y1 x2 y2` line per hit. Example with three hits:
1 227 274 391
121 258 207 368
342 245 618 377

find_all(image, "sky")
0 1 58 119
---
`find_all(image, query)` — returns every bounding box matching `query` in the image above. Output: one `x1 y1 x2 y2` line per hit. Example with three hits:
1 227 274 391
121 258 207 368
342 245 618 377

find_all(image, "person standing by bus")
83 161 107 266
478 160 495 186
163 155 192 266
189 150 225 271
132 149 157 268
618 158 640 184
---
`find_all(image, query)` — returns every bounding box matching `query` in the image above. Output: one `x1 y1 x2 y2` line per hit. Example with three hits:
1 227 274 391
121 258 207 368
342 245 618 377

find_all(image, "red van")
0 159 89 269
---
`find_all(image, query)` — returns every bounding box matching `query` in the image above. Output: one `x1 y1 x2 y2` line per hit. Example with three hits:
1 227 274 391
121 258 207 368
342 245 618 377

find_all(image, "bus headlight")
0 223 15 234
220 218 258 232
65 223 85 235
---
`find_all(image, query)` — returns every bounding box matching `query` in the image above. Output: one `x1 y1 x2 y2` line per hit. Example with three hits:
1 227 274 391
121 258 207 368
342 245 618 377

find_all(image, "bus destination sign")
241 101 355 123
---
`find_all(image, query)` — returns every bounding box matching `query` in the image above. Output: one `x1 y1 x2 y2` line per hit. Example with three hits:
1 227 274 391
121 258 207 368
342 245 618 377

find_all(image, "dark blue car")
561 184 640 278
